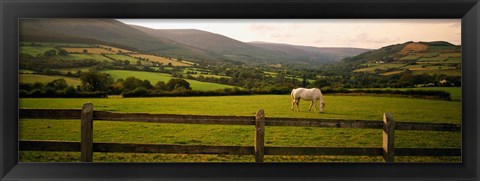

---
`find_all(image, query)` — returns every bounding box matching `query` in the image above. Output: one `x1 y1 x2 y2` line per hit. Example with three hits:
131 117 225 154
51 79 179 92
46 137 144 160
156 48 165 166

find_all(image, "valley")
17 19 462 163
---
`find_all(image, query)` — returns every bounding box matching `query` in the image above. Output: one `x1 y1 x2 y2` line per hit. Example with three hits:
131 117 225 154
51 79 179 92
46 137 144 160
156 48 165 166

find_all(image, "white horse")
291 88 325 113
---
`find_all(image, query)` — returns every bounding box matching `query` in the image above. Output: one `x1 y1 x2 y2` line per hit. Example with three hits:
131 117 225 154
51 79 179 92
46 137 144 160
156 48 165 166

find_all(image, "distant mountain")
130 25 303 65
20 19 223 62
131 25 369 66
20 19 371 67
248 41 370 63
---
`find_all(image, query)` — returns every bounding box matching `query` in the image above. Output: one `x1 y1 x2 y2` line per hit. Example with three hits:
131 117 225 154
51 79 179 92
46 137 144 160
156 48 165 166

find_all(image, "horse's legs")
296 99 300 111
308 100 313 112
313 99 317 112
291 98 296 111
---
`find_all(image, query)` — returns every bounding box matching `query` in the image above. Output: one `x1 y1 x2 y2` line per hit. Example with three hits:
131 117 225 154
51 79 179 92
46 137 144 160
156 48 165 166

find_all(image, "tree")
142 80 153 89
46 79 68 90
56 48 69 56
166 78 191 91
80 71 113 91
155 81 168 91
43 49 57 58
122 76 143 91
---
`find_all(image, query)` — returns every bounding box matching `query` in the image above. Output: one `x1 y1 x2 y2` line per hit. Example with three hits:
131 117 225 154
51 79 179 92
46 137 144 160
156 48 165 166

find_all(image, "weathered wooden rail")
19 103 461 162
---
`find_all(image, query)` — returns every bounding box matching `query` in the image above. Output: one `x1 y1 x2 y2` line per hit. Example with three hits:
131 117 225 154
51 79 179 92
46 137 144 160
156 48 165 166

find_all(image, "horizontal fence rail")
19 104 461 162
20 109 461 132
20 140 461 157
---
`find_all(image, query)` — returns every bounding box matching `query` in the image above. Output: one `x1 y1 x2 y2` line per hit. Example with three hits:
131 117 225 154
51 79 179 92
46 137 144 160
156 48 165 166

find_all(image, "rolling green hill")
131 26 368 66
20 19 223 63
101 70 235 91
338 41 461 76
248 41 370 64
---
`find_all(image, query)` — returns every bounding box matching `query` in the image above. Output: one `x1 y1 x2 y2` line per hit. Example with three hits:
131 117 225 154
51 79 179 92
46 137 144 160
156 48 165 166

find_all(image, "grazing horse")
291 88 325 113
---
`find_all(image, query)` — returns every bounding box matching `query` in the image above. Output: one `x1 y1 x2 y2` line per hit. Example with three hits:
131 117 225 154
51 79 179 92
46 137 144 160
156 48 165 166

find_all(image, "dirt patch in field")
400 43 429 55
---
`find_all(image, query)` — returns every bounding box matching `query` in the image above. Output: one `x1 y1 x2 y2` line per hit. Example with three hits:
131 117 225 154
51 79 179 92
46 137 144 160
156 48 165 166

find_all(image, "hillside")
130 26 309 65
21 19 370 67
131 25 368 66
248 41 370 64
336 41 461 76
20 19 223 63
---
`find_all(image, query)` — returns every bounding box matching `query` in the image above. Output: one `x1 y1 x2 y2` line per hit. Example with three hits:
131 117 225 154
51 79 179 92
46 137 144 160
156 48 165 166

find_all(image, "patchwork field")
63 47 113 54
20 46 56 57
95 44 135 54
101 70 235 91
19 74 82 86
130 54 191 66
104 54 140 64
19 95 461 162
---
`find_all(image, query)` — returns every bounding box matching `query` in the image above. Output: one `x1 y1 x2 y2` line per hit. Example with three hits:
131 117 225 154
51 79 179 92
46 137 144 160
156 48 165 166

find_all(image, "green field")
19 95 461 162
19 95 461 122
58 54 112 61
19 74 82 86
104 54 140 64
354 87 461 101
354 63 404 73
21 42 93 47
102 70 235 91
20 46 56 56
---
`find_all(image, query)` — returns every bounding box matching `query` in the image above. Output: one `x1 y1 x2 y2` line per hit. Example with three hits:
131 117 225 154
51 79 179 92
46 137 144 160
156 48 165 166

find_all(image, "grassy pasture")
53 54 112 61
20 95 461 123
54 67 91 74
19 69 36 74
354 63 404 73
101 70 235 91
19 74 82 86
19 95 461 162
353 87 461 101
63 47 112 54
417 57 447 62
130 54 191 67
399 54 422 61
104 54 139 64
20 46 56 56
96 45 134 54
412 69 461 76
21 42 93 47
380 70 403 76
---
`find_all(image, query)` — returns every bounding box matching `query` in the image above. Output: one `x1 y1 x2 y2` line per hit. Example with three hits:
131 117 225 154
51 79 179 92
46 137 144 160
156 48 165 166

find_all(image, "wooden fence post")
81 103 93 162
382 112 395 162
255 109 265 162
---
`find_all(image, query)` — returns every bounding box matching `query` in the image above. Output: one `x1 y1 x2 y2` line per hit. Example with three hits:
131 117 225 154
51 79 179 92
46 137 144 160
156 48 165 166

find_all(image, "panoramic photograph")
18 19 461 163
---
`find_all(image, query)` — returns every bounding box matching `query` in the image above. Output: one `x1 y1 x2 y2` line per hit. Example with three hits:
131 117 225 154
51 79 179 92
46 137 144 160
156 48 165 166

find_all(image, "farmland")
19 95 461 162
104 54 140 64
63 47 113 54
101 70 235 91
130 53 191 66
352 42 461 77
16 19 464 164
354 87 461 101
19 74 82 86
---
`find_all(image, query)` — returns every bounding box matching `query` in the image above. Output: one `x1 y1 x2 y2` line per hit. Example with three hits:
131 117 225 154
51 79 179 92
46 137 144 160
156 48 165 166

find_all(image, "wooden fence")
19 103 461 162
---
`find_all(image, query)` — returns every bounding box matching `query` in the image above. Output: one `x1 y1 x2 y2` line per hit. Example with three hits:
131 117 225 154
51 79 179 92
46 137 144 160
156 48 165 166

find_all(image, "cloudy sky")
118 19 461 49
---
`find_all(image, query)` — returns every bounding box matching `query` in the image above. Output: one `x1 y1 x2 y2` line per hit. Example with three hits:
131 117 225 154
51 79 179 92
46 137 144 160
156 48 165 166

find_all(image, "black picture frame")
1 0 479 180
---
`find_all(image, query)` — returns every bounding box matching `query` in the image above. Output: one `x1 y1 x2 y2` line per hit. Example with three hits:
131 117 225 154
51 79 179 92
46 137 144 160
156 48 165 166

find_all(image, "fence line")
19 140 460 156
19 103 462 162
19 109 461 131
